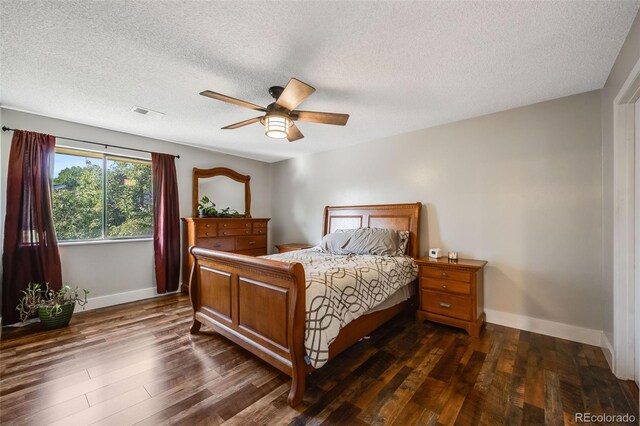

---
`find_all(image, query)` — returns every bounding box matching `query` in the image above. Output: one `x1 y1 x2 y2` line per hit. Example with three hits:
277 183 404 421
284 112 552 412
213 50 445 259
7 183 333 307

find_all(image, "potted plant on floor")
17 283 90 329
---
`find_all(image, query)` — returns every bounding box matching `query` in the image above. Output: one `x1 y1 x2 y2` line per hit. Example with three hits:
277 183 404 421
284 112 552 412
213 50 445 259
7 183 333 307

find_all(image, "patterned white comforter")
261 248 418 368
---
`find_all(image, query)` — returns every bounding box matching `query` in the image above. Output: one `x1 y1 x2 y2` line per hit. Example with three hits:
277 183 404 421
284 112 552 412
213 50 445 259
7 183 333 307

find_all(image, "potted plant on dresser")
17 283 89 329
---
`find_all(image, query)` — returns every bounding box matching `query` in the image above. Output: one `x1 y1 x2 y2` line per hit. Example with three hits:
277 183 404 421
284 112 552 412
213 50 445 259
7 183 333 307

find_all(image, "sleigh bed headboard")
322 202 422 258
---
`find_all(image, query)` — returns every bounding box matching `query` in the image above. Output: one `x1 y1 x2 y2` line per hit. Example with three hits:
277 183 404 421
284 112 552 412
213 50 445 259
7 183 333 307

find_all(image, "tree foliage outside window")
52 148 153 241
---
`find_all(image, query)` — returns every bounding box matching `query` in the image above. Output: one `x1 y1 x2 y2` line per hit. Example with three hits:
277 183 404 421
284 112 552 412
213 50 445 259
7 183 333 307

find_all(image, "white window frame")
53 145 154 244
612 56 640 380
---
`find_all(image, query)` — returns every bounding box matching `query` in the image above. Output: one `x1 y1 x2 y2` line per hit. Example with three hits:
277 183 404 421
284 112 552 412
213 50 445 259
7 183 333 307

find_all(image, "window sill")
58 238 153 247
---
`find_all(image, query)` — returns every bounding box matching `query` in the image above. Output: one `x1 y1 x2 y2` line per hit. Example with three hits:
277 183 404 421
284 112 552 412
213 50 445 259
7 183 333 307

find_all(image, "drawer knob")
213 244 221 248
246 224 250 227
439 302 451 308
441 285 447 289
223 224 228 227
206 224 211 228
245 230 250 234
441 272 447 277
249 241 256 245
223 232 227 235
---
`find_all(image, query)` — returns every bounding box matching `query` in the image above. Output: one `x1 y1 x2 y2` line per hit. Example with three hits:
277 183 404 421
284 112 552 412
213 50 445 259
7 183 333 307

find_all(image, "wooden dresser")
181 217 270 291
415 257 487 337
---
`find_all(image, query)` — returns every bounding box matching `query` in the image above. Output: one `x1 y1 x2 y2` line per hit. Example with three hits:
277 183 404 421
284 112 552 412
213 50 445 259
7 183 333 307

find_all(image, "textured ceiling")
1 1 638 162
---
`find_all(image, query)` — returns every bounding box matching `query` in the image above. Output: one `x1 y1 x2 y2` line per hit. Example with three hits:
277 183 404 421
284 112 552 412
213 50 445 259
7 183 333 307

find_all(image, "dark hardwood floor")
1 294 637 425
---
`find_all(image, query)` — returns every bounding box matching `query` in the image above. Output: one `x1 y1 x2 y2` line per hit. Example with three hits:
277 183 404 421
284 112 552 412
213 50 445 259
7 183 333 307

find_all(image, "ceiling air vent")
131 106 165 119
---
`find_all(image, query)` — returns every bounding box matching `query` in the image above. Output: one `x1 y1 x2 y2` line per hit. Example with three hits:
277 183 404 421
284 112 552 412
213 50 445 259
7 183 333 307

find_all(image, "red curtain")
151 153 180 293
2 130 62 325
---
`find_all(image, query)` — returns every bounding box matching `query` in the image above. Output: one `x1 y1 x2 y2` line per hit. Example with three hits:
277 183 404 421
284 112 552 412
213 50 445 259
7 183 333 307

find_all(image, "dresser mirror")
192 167 251 217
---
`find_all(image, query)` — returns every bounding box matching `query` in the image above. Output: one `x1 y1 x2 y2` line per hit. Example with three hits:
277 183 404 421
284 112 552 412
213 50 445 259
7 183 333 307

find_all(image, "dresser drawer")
195 222 217 237
235 235 267 251
421 290 472 321
253 228 267 235
218 220 252 230
420 267 472 283
198 237 235 251
235 248 267 257
218 228 253 237
252 221 268 229
420 277 470 295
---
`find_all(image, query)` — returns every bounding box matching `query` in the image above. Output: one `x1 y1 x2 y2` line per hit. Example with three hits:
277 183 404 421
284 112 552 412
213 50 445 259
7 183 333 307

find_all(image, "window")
52 148 153 241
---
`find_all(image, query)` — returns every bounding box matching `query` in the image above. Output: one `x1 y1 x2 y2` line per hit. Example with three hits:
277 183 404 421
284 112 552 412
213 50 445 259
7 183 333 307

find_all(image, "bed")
188 203 422 406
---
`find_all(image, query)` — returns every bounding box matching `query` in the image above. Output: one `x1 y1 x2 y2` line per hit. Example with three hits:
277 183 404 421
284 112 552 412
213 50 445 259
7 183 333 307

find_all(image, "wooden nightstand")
275 243 314 253
415 256 487 337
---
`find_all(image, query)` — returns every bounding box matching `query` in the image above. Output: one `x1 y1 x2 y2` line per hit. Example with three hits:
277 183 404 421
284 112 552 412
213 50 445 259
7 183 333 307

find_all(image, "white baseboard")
80 287 179 312
1 287 181 326
484 308 602 347
600 332 615 370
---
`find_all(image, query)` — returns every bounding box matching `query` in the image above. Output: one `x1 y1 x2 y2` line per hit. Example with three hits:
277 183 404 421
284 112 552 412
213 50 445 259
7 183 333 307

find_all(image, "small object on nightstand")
448 251 458 262
275 243 314 253
428 248 441 258
415 256 487 337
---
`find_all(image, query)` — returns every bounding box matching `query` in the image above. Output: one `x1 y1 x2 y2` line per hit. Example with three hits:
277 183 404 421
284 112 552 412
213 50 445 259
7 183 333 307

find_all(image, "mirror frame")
192 167 251 218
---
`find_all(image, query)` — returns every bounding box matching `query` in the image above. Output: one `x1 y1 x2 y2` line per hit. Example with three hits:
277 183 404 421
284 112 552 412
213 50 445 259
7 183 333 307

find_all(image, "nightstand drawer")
421 290 472 321
420 277 470 295
421 267 472 283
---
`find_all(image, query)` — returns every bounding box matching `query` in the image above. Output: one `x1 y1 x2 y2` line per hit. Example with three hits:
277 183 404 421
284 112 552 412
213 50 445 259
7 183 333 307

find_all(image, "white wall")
600 11 640 351
270 91 603 333
0 108 272 309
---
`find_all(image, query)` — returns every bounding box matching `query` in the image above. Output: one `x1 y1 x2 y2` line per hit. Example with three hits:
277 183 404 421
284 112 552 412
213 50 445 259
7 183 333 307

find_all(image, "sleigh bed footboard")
189 247 307 406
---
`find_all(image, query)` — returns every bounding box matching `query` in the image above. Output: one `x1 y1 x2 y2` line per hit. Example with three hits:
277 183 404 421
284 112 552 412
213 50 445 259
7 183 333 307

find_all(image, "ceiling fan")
200 78 349 142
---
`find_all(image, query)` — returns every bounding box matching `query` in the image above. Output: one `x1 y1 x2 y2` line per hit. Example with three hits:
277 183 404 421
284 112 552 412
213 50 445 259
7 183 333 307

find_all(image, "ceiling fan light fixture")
264 114 291 139
201 78 349 143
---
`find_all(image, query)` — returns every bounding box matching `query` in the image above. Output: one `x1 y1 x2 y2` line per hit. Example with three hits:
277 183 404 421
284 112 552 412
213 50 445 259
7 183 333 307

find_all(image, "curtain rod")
1 126 180 159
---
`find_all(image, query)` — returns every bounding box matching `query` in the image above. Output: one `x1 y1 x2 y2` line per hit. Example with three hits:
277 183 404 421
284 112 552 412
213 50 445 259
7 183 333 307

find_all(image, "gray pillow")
342 228 400 256
319 232 353 254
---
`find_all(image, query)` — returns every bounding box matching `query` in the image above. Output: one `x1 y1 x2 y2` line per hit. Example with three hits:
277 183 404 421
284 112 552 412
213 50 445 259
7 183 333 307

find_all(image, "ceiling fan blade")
200 90 267 112
221 117 263 130
287 123 304 142
276 78 316 111
293 110 349 126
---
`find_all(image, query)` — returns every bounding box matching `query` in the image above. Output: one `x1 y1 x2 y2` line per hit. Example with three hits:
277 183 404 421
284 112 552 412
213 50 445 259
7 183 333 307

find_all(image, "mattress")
366 279 416 314
261 248 418 368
